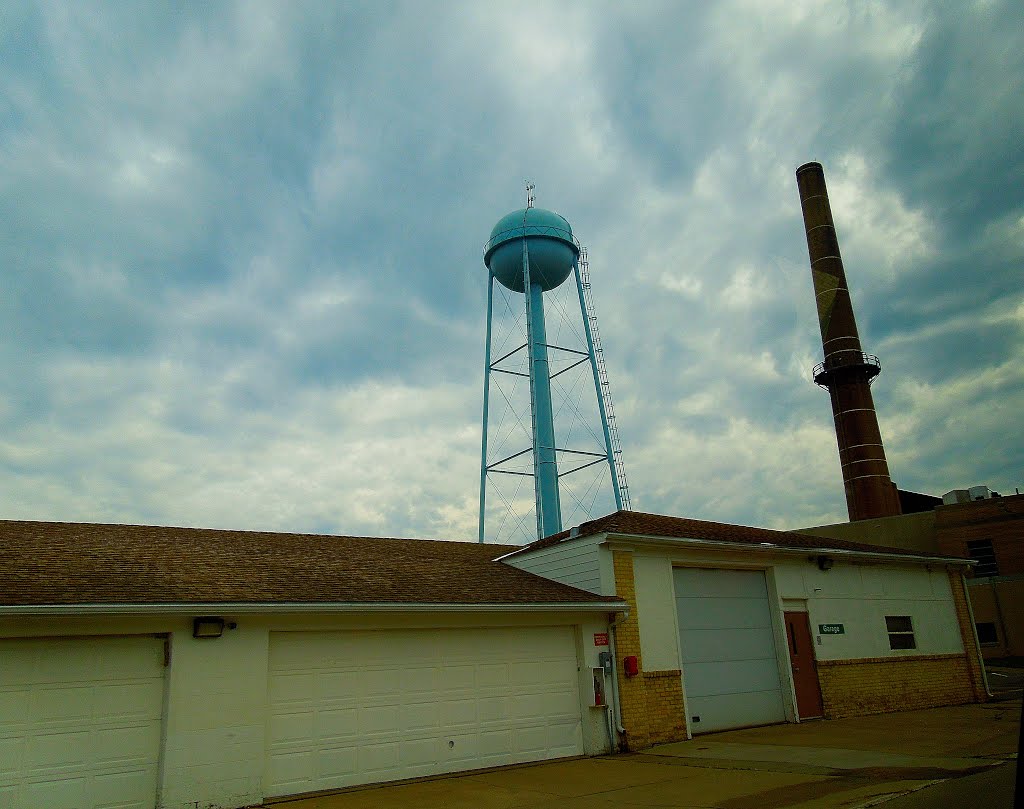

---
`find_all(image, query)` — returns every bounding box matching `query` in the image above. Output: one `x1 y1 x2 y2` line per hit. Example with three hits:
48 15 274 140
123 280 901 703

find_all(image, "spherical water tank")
484 207 580 293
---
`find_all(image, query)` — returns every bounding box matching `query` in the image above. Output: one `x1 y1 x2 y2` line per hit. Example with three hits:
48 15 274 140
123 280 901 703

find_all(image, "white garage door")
0 635 166 809
266 625 583 797
675 568 786 734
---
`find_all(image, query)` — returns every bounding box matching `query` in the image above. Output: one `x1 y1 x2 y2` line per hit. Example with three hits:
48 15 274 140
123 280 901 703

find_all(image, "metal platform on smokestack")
812 352 881 388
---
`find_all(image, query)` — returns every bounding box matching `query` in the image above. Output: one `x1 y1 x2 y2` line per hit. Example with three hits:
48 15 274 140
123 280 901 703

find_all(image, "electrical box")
598 651 612 674
591 668 606 707
623 655 639 678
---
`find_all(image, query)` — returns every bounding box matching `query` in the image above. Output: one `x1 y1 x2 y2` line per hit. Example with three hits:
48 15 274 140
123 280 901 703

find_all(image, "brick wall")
935 494 1024 576
817 654 976 718
611 551 687 750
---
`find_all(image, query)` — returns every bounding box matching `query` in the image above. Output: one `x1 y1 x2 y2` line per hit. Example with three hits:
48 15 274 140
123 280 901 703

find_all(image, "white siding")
503 536 603 594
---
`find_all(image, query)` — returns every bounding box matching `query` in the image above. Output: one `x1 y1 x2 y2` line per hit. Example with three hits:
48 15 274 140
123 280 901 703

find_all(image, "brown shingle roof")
512 510 967 561
0 521 622 607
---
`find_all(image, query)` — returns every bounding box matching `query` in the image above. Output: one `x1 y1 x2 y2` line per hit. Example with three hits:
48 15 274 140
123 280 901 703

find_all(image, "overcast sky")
2 0 1021 543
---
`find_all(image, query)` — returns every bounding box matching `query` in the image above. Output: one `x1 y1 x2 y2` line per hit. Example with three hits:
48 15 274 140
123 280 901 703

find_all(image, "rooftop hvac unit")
942 489 971 505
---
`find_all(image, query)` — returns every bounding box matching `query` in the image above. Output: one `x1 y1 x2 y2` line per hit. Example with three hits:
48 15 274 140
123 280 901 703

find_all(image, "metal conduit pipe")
962 572 993 698
606 612 627 745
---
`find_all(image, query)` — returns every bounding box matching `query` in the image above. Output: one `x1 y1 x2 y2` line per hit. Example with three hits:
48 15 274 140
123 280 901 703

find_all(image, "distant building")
797 490 1024 660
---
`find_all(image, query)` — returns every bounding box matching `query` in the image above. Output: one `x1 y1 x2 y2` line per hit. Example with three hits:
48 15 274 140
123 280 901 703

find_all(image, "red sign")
593 632 609 647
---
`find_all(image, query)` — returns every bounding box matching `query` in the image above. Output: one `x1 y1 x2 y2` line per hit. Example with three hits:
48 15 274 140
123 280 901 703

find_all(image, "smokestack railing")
812 352 881 388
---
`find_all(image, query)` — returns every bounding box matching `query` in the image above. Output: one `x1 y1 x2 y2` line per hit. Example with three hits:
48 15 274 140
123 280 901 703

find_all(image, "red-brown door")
784 611 823 719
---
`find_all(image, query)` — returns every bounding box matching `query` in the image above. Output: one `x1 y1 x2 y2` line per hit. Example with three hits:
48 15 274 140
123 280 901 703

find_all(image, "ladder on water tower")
579 248 632 511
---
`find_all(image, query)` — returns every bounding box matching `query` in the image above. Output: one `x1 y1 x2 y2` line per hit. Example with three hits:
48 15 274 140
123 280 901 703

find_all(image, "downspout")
606 612 627 746
962 572 992 698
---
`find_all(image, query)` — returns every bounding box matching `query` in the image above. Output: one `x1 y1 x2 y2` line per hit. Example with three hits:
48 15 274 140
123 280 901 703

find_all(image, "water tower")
478 190 630 543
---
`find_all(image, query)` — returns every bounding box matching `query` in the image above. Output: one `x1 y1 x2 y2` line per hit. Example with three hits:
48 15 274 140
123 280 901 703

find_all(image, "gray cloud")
0 1 1019 541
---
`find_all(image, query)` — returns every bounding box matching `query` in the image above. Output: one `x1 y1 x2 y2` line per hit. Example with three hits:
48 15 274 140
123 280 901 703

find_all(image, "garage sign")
593 632 609 646
819 623 845 635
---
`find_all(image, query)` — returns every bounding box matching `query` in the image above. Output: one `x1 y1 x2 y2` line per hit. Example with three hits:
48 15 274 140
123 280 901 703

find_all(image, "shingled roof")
0 521 623 608
508 510 969 562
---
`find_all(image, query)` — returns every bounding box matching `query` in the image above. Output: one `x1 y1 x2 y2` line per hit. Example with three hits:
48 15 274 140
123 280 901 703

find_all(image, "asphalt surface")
269 700 1021 809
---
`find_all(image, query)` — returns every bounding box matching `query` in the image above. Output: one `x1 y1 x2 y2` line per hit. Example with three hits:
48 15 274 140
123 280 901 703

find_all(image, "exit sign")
819 623 845 635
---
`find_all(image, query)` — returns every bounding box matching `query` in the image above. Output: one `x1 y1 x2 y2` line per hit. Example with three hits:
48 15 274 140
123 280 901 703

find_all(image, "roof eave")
0 600 628 617
493 531 609 561
600 532 974 566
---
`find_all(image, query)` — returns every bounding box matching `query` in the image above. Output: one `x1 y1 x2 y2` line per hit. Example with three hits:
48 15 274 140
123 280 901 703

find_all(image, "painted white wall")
160 620 268 808
775 563 963 661
0 609 611 809
622 548 965 675
502 536 603 593
632 555 679 671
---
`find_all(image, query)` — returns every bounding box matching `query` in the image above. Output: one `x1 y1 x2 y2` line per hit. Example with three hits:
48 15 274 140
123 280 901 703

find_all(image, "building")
797 491 1024 659
504 511 986 748
0 513 988 808
0 521 621 809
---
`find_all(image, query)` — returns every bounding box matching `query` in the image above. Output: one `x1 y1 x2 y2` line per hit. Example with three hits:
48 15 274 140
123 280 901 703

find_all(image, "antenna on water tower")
478 188 630 543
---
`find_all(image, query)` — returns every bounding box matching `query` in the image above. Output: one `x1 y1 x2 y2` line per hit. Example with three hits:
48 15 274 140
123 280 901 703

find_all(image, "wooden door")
784 611 823 719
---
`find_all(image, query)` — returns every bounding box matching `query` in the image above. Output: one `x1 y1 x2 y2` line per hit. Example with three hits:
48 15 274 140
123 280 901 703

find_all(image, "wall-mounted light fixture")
192 616 226 639
816 555 835 572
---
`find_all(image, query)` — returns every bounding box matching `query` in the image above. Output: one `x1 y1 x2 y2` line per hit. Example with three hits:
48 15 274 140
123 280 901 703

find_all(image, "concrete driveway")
266 700 1021 809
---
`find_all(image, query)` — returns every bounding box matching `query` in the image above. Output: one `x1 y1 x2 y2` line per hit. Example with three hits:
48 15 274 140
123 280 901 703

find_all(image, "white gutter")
601 533 974 567
0 601 627 617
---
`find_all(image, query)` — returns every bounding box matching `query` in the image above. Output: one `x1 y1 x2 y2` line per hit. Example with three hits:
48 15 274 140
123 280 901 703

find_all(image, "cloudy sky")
2 0 1021 544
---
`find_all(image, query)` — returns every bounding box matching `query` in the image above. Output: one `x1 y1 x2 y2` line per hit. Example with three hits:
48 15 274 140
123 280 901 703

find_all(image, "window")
966 540 999 577
976 622 999 646
885 615 916 650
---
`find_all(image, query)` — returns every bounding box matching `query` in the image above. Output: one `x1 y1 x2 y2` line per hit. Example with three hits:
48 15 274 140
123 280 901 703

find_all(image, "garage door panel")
689 691 786 734
21 776 88 809
675 568 786 734
675 597 775 630
270 711 315 744
27 731 90 769
93 729 162 765
0 689 30 725
683 658 783 697
441 698 478 726
359 742 400 773
679 627 779 663
674 568 769 599
266 627 583 796
360 704 401 734
0 636 164 809
317 670 362 696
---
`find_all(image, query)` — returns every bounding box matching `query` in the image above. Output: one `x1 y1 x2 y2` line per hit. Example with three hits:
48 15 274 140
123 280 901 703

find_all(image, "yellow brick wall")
642 670 687 745
817 654 976 719
611 551 687 750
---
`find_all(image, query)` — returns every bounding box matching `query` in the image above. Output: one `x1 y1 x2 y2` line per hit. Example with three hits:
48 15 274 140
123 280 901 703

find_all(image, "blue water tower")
479 194 630 542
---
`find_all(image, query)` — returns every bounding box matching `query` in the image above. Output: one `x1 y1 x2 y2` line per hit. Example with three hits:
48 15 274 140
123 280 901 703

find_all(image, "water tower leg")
526 279 562 539
478 272 495 543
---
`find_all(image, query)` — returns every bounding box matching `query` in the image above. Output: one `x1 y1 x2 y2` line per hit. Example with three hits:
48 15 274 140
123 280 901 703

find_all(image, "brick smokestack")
796 162 902 522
